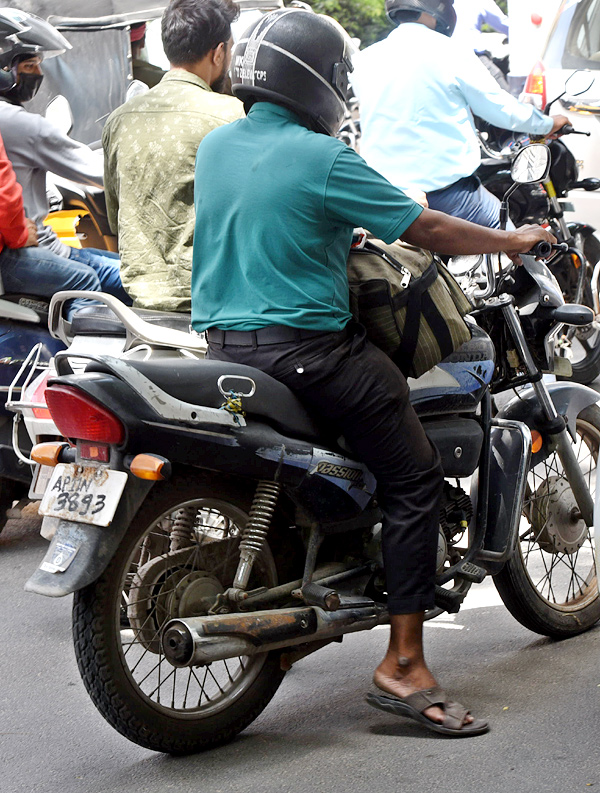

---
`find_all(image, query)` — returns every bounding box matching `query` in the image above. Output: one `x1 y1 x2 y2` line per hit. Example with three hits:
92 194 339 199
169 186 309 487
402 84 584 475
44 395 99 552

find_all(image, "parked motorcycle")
477 70 600 385
24 145 600 754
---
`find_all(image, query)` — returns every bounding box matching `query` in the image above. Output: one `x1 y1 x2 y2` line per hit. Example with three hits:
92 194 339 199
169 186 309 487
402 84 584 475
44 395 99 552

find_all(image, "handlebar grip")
530 241 553 258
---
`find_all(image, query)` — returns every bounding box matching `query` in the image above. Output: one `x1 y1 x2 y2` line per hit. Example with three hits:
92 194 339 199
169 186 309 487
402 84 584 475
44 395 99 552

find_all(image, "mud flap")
25 474 154 597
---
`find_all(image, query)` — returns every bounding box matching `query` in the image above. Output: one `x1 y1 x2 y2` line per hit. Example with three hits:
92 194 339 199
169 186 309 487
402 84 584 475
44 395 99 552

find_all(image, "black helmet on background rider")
231 8 355 137
0 7 71 103
385 0 457 37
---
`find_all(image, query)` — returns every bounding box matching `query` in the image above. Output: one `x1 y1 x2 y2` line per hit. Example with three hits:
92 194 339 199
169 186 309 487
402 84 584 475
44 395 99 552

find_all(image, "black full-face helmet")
0 7 71 99
385 0 457 37
231 8 355 137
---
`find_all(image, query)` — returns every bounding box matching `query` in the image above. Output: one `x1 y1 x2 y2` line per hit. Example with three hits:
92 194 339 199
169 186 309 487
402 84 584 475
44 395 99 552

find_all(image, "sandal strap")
402 686 446 714
442 700 470 730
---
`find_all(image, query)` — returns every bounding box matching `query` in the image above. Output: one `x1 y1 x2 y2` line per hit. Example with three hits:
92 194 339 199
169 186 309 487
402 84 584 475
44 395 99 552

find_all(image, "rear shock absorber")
169 506 198 552
233 480 281 591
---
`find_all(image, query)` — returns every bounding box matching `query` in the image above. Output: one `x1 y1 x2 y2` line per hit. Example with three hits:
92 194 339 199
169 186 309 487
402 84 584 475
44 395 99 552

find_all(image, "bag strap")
395 261 454 367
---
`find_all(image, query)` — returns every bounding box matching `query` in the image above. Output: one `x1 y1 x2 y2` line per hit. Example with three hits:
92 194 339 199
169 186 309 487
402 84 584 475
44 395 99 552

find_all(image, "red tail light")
523 61 547 111
45 385 125 444
31 371 51 419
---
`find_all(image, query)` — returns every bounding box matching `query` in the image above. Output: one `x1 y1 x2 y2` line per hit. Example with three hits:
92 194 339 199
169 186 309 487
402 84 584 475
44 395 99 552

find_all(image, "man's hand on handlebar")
548 115 571 139
504 224 557 265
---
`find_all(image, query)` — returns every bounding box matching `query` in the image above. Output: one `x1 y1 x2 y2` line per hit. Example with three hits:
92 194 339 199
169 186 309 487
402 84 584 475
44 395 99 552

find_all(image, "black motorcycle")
25 145 600 754
477 71 600 384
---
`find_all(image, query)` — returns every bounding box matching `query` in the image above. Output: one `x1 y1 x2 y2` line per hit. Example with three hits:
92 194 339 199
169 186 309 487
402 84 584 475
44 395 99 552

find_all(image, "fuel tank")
409 324 495 416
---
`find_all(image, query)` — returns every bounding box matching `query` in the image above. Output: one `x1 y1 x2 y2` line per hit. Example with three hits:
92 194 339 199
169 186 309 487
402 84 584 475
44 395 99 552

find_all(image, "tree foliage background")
308 0 508 48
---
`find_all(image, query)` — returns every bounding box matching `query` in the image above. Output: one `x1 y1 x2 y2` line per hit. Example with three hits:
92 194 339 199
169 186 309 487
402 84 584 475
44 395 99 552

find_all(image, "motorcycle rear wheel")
494 405 600 637
72 473 291 754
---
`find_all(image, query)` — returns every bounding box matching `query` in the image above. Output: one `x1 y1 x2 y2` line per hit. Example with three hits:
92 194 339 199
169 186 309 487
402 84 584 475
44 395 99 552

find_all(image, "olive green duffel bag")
347 235 473 379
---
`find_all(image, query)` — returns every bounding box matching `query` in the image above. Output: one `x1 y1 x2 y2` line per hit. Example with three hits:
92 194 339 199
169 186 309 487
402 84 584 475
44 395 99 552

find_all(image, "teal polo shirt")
191 102 423 332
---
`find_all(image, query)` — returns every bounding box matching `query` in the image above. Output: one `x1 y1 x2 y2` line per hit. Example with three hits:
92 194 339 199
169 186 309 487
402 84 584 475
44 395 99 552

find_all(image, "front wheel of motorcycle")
72 472 294 755
494 404 600 637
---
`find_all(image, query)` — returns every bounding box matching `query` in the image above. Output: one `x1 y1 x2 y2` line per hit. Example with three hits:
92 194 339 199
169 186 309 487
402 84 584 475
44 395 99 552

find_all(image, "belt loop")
294 328 302 343
251 330 258 351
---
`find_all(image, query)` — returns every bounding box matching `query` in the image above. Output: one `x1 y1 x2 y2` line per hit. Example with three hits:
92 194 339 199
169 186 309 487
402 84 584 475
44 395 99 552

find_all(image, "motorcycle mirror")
45 94 73 137
565 69 595 97
446 254 483 278
510 144 551 185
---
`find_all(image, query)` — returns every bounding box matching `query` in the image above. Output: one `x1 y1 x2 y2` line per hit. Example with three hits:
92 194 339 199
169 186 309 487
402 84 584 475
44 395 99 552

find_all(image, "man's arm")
20 112 104 189
456 49 566 135
101 123 119 235
401 207 555 261
0 133 31 249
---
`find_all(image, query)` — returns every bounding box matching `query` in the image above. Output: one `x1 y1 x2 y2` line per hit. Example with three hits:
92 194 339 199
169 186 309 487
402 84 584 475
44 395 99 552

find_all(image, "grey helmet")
385 0 457 37
231 9 355 137
0 7 71 98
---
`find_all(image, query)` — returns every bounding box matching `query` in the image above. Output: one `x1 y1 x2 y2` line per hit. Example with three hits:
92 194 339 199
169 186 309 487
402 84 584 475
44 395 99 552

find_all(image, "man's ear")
211 41 226 67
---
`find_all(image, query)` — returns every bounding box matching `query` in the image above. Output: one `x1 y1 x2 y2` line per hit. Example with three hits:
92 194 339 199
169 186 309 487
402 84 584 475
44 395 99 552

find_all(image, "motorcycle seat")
70 304 192 336
86 357 326 443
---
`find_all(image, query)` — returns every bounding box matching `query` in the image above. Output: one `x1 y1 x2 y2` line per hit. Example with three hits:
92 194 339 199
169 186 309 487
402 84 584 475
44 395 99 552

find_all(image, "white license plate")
39 463 128 527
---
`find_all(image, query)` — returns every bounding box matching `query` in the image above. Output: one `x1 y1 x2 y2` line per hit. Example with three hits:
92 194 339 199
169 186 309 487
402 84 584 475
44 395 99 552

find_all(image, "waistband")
206 326 334 346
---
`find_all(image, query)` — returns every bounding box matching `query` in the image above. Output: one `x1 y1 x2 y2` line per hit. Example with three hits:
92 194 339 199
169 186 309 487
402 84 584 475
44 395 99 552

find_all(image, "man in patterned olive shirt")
102 0 243 312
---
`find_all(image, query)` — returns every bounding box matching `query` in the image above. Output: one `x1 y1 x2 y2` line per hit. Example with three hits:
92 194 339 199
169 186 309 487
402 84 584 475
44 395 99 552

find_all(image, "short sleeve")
324 145 423 243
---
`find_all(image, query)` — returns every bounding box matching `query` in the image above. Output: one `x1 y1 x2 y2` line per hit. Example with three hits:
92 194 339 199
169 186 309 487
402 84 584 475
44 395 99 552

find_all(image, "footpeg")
434 585 464 614
300 582 340 611
456 561 487 583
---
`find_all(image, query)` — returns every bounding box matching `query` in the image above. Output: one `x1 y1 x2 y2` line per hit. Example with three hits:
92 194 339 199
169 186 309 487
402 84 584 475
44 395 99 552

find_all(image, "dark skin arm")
401 208 556 263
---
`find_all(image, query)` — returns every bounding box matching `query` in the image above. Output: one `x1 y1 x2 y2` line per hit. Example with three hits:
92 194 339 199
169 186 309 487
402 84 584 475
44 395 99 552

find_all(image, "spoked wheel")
72 474 288 754
494 405 600 637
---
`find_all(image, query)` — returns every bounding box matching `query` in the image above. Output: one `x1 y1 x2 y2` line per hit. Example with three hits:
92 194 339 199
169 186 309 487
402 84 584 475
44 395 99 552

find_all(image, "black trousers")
208 322 444 614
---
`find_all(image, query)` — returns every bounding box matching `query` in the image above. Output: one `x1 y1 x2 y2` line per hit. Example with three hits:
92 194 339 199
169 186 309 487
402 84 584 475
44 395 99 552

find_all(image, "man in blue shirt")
192 8 554 737
350 0 568 228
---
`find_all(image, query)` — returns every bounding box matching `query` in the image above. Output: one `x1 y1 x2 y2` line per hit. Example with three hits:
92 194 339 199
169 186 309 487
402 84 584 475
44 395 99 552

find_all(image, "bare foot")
373 654 474 727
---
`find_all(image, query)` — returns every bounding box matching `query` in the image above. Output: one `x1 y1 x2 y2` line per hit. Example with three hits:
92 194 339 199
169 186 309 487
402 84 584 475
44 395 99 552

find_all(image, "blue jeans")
427 175 514 230
0 244 130 320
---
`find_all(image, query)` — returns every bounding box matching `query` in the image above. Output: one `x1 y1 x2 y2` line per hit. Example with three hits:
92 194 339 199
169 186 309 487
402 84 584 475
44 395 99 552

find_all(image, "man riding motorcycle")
191 8 555 736
0 8 130 312
350 0 568 228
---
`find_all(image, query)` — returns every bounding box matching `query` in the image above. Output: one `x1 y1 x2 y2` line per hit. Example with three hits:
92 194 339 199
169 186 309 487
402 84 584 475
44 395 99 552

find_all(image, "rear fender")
25 475 153 597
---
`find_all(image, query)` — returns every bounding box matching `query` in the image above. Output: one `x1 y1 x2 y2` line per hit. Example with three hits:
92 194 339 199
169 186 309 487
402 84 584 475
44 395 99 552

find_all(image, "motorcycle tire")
557 234 600 386
72 472 296 755
494 404 600 638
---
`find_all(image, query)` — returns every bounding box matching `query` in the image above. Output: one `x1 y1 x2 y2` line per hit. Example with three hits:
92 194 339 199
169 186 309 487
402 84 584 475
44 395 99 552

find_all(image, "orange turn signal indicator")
531 431 543 454
31 441 70 468
129 453 171 481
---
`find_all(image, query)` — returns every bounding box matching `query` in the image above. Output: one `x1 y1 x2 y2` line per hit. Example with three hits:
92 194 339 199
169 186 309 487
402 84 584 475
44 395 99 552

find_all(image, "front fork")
503 301 595 526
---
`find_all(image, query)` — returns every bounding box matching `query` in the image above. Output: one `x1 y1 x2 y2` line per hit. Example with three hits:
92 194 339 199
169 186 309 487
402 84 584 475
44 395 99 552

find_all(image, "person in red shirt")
0 131 37 253
0 130 109 317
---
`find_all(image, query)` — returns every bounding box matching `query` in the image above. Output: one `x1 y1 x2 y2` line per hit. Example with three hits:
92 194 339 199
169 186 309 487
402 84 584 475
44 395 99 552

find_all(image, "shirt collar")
161 68 212 92
247 102 306 125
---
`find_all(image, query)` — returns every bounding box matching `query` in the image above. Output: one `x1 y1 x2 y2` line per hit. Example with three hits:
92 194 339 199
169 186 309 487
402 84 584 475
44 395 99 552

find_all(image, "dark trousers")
208 322 444 614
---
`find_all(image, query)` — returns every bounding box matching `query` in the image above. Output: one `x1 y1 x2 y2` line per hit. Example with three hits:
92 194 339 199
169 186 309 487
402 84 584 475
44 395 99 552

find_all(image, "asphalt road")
1 510 599 793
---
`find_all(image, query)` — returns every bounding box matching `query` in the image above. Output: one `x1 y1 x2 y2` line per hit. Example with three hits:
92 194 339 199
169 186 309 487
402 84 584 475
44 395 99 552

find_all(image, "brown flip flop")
366 685 489 737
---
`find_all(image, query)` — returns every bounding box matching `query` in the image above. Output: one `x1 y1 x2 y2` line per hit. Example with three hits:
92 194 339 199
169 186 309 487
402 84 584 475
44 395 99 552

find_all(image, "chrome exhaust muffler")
162 600 384 667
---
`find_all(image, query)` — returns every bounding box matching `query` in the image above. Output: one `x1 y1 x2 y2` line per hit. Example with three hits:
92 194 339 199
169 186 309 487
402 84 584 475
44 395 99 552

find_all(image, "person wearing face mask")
102 0 244 313
0 8 130 307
